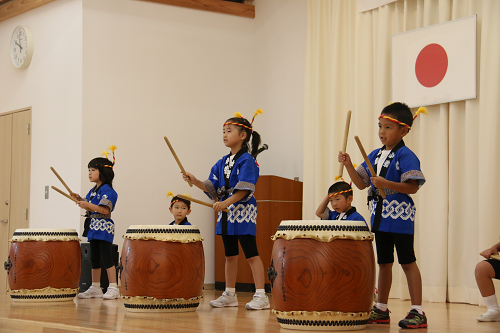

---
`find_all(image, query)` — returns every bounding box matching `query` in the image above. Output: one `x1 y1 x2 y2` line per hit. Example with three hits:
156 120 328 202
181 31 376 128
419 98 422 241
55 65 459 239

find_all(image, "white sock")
92 282 100 288
109 282 117 288
376 302 388 311
225 287 236 296
483 295 500 314
255 289 266 297
411 305 424 315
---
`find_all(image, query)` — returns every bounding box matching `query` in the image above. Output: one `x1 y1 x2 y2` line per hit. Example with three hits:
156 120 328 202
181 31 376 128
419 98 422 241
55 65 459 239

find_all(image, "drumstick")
51 186 78 203
176 194 229 213
164 136 193 187
337 110 352 179
354 136 386 199
50 167 73 194
491 254 500 261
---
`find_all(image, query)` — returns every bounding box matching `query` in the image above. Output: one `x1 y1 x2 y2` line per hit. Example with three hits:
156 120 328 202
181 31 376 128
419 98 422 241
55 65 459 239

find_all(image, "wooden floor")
0 290 499 332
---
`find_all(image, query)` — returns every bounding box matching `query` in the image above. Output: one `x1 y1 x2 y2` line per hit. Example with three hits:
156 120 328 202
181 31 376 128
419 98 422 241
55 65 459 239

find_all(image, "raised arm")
338 151 366 190
315 195 330 218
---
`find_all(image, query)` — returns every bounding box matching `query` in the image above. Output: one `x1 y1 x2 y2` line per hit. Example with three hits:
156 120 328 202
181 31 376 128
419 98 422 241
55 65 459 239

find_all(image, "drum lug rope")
116 259 123 279
267 259 277 288
4 256 12 273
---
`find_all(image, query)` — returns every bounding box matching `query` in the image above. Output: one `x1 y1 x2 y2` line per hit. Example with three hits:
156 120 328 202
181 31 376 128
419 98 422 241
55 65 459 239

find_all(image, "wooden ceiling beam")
135 0 255 18
0 0 57 23
0 0 254 23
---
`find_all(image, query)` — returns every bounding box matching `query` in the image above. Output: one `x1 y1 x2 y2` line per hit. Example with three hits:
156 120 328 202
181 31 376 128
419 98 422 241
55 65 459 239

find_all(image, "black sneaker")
368 306 391 324
398 309 428 329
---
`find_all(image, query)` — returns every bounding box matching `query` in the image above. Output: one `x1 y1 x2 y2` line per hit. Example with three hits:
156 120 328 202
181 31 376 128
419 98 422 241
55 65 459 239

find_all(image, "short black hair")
328 181 353 200
170 196 191 209
381 102 413 128
88 157 114 188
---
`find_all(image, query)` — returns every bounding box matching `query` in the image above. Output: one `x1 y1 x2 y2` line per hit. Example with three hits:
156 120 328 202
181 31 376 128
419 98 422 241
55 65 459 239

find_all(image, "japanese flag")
391 15 476 108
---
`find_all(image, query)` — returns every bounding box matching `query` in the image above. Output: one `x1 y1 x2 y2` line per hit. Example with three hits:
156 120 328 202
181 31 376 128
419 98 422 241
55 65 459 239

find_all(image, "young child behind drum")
167 192 192 225
315 181 366 223
338 102 427 329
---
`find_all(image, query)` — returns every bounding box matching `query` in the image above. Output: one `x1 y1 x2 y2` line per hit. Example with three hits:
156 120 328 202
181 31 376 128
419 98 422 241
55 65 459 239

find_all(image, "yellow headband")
223 109 263 132
378 115 411 129
379 106 427 129
328 189 353 198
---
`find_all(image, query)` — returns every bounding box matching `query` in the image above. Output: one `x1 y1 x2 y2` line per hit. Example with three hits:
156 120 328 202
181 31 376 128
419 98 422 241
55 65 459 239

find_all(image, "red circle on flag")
415 43 448 88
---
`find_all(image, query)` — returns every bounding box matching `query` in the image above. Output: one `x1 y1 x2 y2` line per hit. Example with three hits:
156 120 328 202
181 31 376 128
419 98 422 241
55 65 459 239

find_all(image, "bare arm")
76 201 110 215
480 241 500 259
213 190 250 212
371 177 419 194
315 195 329 218
183 172 208 192
338 151 366 190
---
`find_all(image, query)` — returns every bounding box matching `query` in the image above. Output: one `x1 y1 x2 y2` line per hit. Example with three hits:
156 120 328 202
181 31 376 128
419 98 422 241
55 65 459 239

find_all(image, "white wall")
0 0 83 230
253 0 306 180
82 0 306 284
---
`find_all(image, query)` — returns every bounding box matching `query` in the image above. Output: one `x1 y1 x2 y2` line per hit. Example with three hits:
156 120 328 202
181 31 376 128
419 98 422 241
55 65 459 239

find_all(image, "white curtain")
304 0 500 304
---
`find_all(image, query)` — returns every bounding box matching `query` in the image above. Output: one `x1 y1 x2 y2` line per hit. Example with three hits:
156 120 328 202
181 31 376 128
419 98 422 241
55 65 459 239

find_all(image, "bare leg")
106 266 117 284
377 263 393 304
475 261 496 297
401 262 422 305
247 256 265 290
225 255 239 289
92 268 100 283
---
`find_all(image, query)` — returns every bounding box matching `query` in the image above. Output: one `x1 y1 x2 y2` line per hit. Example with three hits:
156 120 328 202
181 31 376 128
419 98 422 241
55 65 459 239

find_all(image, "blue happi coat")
204 150 258 236
356 144 425 235
85 184 117 243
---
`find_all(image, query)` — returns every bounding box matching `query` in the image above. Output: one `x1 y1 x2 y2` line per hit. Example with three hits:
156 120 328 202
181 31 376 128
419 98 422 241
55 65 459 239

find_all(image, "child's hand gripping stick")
354 136 386 199
176 194 229 213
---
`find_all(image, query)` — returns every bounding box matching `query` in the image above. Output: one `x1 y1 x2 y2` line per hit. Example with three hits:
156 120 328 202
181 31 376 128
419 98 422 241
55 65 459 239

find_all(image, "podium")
214 175 303 292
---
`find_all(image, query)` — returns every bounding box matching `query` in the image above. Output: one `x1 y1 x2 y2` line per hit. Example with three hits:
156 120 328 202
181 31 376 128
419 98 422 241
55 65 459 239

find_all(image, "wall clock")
10 25 34 69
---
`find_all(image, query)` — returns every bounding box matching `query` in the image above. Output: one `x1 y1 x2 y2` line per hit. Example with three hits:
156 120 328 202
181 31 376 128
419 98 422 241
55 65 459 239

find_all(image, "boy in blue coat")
339 102 427 329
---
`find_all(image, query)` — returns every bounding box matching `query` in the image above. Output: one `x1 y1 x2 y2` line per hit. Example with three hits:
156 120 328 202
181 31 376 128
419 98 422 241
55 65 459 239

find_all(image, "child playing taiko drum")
339 102 427 329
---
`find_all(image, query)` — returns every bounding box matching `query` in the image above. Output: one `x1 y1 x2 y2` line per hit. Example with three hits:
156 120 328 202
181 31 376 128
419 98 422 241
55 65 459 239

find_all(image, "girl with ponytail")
183 109 269 310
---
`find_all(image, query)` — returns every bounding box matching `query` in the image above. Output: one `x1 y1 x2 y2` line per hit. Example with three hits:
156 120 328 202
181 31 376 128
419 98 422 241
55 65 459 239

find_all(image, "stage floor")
0 289 498 332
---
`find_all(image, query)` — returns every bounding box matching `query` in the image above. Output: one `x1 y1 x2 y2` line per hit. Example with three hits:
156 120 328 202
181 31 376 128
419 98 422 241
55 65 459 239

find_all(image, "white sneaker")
209 291 238 307
103 286 120 300
476 311 500 322
245 294 270 310
77 286 103 299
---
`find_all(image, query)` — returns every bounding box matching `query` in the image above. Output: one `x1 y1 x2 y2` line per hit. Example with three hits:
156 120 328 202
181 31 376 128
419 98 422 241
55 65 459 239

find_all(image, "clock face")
10 26 33 69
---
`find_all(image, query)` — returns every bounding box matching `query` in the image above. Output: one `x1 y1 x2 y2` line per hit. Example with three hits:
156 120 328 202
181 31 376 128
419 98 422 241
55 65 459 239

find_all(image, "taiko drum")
120 225 205 312
268 220 375 331
5 229 81 302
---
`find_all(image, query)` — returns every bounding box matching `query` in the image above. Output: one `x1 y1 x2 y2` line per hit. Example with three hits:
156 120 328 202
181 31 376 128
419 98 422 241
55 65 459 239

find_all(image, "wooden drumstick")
176 194 229 213
50 167 73 194
354 136 386 199
164 136 193 187
337 110 352 179
51 186 78 203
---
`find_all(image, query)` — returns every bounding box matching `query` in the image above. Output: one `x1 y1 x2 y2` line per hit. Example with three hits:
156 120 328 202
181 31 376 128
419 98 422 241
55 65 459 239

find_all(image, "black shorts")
221 235 259 259
90 239 115 269
485 259 500 280
374 231 416 265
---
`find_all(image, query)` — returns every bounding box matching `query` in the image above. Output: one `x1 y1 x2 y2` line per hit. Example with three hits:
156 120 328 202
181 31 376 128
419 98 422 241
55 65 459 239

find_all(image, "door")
0 108 31 295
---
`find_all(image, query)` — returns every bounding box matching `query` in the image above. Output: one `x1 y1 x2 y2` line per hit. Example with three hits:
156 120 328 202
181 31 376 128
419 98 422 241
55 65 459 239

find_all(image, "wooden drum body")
5 229 81 302
268 221 375 331
120 225 205 312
